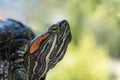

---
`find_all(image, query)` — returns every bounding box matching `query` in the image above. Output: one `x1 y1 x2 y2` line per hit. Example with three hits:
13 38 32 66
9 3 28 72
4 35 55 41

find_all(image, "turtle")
0 19 72 80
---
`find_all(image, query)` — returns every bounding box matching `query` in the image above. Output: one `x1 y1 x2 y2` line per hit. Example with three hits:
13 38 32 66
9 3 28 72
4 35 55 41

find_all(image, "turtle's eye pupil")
51 27 59 32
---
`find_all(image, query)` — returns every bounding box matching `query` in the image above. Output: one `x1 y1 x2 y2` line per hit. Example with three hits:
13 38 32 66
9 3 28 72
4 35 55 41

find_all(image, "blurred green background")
0 0 120 80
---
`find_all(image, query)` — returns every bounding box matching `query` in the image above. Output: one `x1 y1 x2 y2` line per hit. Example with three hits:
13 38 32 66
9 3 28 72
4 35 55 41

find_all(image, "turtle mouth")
67 31 72 42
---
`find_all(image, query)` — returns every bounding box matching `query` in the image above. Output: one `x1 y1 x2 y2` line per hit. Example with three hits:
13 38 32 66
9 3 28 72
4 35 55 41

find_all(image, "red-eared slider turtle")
0 19 72 80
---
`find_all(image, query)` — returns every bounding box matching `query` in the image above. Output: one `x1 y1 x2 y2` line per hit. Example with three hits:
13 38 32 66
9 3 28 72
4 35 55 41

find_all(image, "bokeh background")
0 0 120 80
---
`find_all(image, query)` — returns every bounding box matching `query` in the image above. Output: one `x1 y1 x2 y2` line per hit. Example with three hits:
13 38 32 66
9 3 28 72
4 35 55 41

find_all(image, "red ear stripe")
30 33 49 54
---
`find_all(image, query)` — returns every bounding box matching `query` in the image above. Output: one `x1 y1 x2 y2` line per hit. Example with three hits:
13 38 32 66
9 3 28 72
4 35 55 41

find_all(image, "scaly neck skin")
24 20 72 80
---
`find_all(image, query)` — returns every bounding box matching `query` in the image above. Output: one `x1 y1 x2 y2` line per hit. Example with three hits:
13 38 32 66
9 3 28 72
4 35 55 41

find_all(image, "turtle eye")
51 26 59 32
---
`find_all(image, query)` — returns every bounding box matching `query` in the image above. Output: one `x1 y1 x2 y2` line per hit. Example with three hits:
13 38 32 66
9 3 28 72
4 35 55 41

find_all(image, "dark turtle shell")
0 19 35 60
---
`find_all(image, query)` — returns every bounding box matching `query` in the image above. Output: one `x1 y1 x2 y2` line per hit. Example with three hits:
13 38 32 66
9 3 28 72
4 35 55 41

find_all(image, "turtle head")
24 20 72 80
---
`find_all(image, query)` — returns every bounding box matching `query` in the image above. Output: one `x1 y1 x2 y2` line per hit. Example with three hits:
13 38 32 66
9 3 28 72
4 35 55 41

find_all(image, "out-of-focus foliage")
0 0 120 80
86 2 120 58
